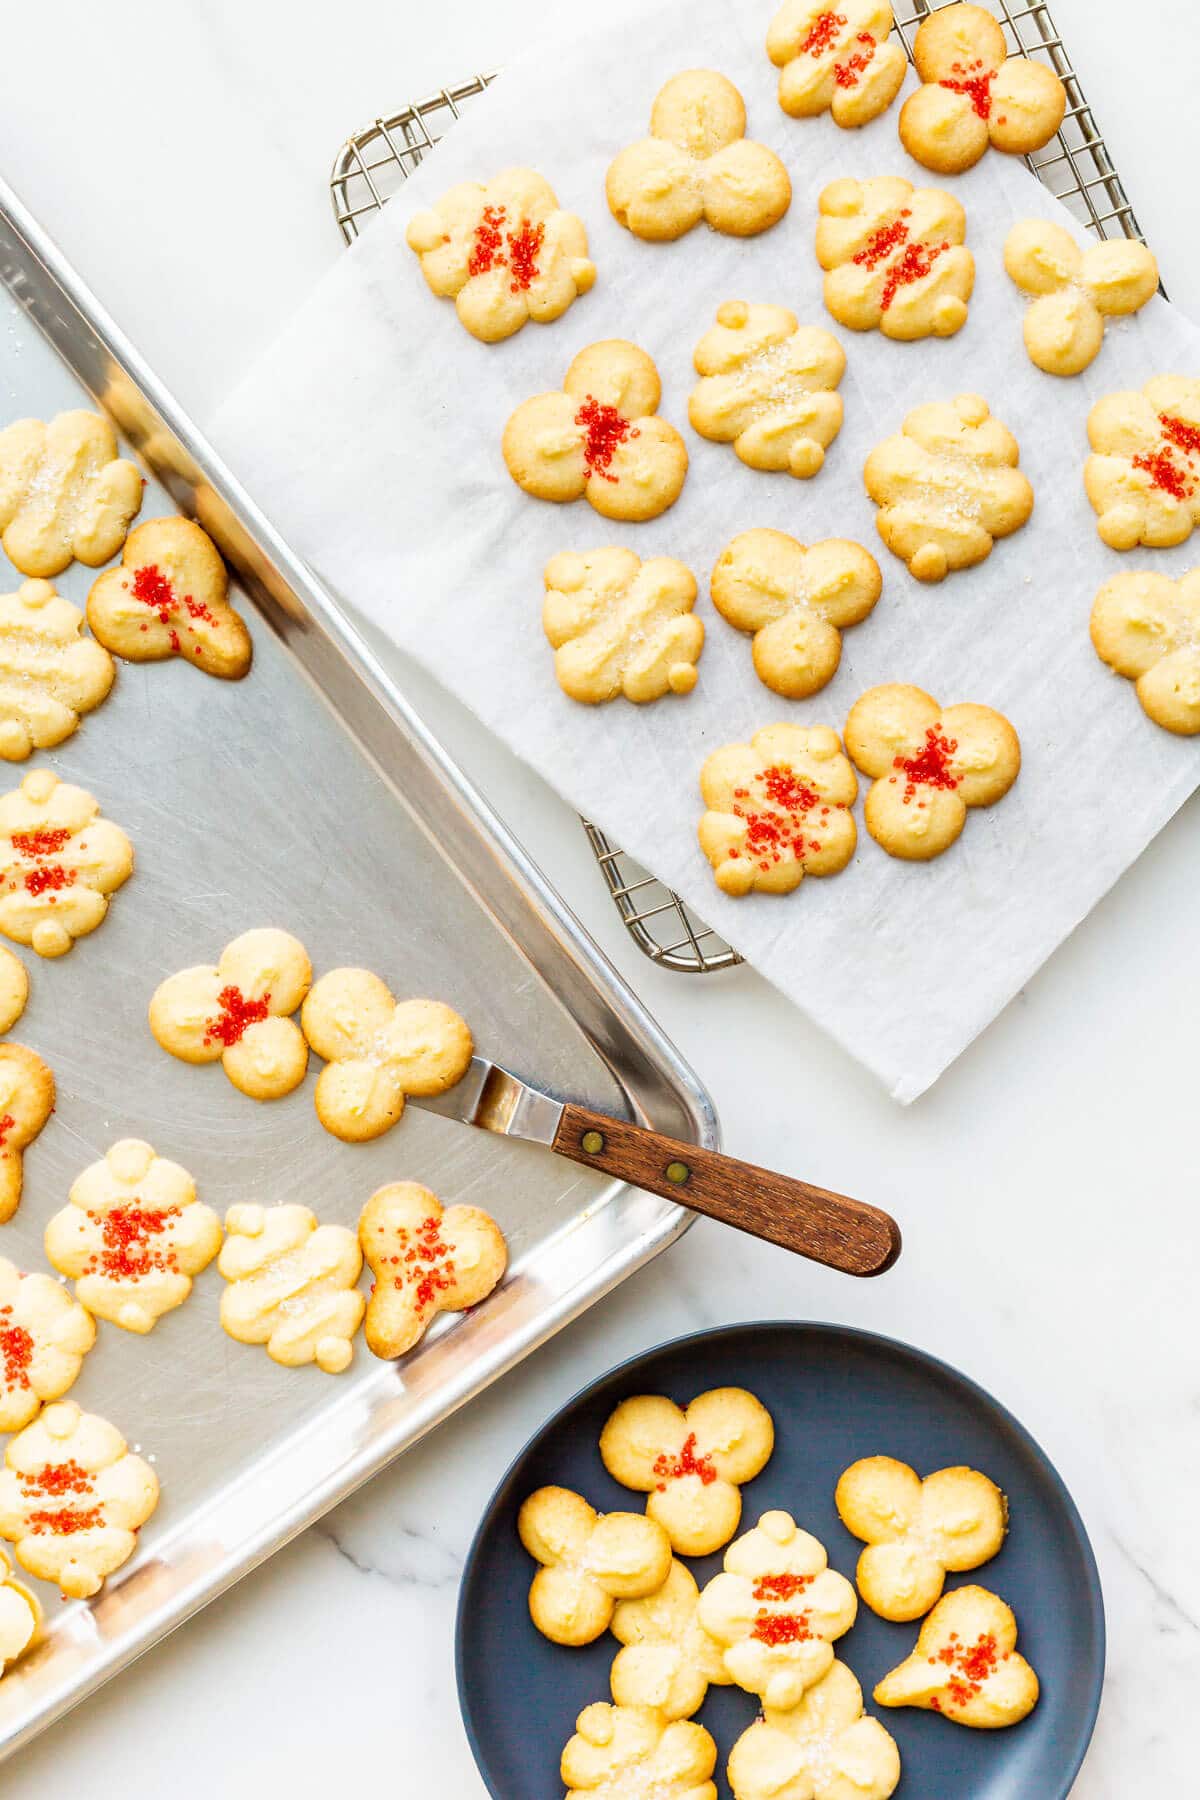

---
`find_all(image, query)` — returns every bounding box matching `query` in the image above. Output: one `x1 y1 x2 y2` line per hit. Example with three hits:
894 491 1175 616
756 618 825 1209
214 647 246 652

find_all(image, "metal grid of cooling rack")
328 0 1151 973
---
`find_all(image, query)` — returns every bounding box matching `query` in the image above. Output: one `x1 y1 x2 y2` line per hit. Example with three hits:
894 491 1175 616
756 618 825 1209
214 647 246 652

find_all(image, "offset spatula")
410 1057 900 1277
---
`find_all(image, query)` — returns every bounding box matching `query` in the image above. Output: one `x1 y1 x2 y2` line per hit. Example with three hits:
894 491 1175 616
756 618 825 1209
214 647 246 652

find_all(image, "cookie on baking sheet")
1084 378 1200 550
0 410 143 579
87 517 252 678
690 304 845 479
864 393 1034 582
359 1181 506 1359
517 1485 672 1647
0 579 114 762
218 1202 365 1375
699 724 858 899
1003 221 1159 378
836 1455 1007 1622
562 1702 717 1800
767 2 907 127
406 168 595 343
611 1559 732 1722
816 177 974 341
544 549 703 705
0 1547 40 1674
301 969 472 1143
0 1256 95 1434
149 927 311 1101
0 948 26 1036
899 3 1066 175
845 684 1020 862
728 1659 902 1800
45 1139 223 1336
0 1043 54 1225
1091 567 1200 735
0 1399 158 1598
607 71 791 242
600 1387 774 1557
711 531 881 700
874 1584 1040 1728
0 768 133 959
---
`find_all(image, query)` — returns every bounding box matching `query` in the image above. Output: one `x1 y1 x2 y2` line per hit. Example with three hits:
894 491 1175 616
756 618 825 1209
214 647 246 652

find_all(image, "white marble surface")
0 2 1196 1794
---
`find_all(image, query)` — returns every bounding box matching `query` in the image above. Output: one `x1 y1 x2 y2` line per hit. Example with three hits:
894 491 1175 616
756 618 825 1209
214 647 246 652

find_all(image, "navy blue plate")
456 1322 1104 1799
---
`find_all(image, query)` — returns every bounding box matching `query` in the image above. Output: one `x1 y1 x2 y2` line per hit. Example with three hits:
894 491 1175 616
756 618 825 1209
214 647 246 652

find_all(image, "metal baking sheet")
0 177 715 1758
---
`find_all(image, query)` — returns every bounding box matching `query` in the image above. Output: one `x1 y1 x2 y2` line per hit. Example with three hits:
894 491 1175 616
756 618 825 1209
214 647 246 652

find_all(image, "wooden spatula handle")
552 1104 900 1277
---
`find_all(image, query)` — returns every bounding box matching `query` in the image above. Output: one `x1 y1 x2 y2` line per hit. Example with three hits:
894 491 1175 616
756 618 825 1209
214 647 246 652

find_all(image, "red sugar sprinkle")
84 1203 180 1281
931 1630 1005 1707
1133 449 1192 501
204 985 270 1049
834 32 878 88
394 1214 457 1310
24 864 74 897
653 1432 717 1493
1160 413 1200 459
753 1572 813 1603
853 211 911 272
880 239 950 311
11 829 70 859
800 10 847 57
731 764 828 873
0 1115 14 1150
575 397 638 481
468 204 507 277
0 1323 33 1390
893 726 960 803
940 58 994 119
131 563 217 636
23 1460 92 1499
27 1506 104 1536
506 219 544 293
752 1609 813 1647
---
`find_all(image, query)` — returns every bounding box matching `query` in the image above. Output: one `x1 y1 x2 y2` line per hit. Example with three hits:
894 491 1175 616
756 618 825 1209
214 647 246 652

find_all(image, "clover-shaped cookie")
359 1181 507 1358
846 684 1020 862
699 724 858 898
0 1043 52 1226
864 393 1034 582
0 1256 95 1433
1091 567 1200 735
712 532 882 699
690 304 845 479
899 3 1066 175
608 71 791 243
600 1388 774 1556
219 1202 364 1375
87 517 252 678
301 969 473 1143
1003 221 1159 378
611 1559 733 1721
767 2 907 127
0 579 114 762
149 927 312 1101
1084 378 1200 550
728 1660 902 1800
0 410 143 579
562 1702 717 1800
504 342 688 523
0 947 25 1035
406 167 596 343
0 1399 159 1598
874 1585 1039 1728
816 177 974 341
836 1456 1007 1622
0 1547 40 1674
544 549 704 705
45 1139 223 1336
517 1486 672 1647
0 769 133 958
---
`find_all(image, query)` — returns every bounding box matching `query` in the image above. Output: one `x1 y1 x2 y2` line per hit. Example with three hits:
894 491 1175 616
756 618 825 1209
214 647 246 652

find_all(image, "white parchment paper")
214 0 1200 1101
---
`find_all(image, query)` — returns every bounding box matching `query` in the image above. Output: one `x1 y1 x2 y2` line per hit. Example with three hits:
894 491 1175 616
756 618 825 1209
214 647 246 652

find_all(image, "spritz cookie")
0 947 26 1035
845 684 1020 862
728 1660 901 1800
611 1560 733 1721
517 1485 672 1647
690 304 845 478
0 1548 40 1675
699 724 858 898
874 1585 1040 1728
0 1257 95 1433
359 1182 506 1358
543 550 703 704
1084 378 1200 550
607 71 791 242
0 769 133 958
87 517 253 678
0 579 114 762
899 3 1066 175
1091 567 1200 734
1003 220 1158 378
0 410 142 578
711 531 881 699
406 168 595 343
561 1703 717 1800
0 1042 54 1224
149 928 311 1101
600 1387 774 1557
836 1455 1007 1621
218 1203 365 1375
816 177 974 341
767 3 907 127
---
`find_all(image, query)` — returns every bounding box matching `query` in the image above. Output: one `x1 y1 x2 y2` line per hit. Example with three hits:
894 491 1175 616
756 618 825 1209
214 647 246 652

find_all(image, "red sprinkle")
467 206 544 293
752 1609 813 1647
506 219 545 293
26 1505 103 1536
893 727 960 803
1133 449 1191 501
84 1204 180 1281
0 1115 14 1151
131 563 218 635
880 239 950 311
834 32 878 88
853 211 911 272
0 1322 33 1391
575 397 638 481
24 865 74 897
11 829 70 859
652 1431 717 1493
940 58 994 119
733 765 828 874
23 1460 92 1498
468 204 507 277
753 1572 813 1603
800 10 847 57
204 985 270 1048
1160 413 1200 459
930 1630 1005 1707
385 1213 457 1311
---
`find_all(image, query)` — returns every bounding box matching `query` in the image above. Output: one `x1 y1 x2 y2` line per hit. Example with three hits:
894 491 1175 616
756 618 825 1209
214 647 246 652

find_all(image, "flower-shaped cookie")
728 1660 902 1800
0 1548 40 1674
864 393 1034 582
690 304 845 479
600 1387 774 1556
45 1139 223 1336
767 3 908 127
1091 567 1200 735
543 549 703 705
0 769 133 958
836 1456 1007 1622
0 1043 54 1224
0 947 25 1035
301 969 473 1143
874 1585 1039 1728
1003 221 1159 378
816 177 974 341
517 1486 672 1647
87 517 252 678
607 71 791 242
0 1400 158 1598
218 1202 365 1375
0 410 143 579
149 928 312 1101
611 1559 733 1721
899 3 1066 175
698 1511 858 1710
0 579 114 762
503 342 688 523
406 167 596 343
699 724 858 898
0 1256 95 1433
1084 378 1200 550
711 531 882 699
359 1181 507 1358
845 684 1020 862
561 1703 717 1800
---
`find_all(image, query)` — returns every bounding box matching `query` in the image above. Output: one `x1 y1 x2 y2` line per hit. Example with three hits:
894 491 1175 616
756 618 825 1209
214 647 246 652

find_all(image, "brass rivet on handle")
581 1130 605 1155
665 1161 690 1186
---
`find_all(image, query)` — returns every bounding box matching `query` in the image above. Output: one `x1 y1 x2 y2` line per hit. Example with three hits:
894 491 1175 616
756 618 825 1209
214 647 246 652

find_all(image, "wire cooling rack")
328 0 1151 973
